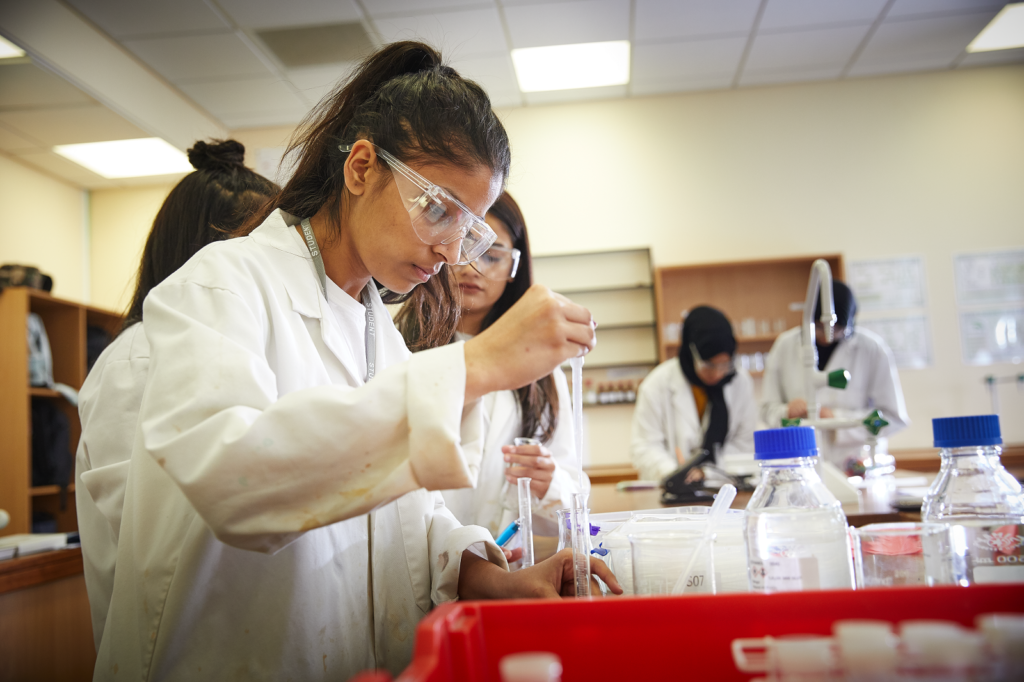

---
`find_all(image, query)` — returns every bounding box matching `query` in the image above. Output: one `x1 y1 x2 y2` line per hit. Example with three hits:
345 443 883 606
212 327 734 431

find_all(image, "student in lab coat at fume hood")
760 280 909 471
400 192 588 552
97 42 618 682
631 306 757 481
75 139 279 651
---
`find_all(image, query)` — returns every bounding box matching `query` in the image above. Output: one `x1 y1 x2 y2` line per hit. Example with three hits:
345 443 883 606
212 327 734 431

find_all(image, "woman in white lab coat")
401 192 587 547
75 139 278 651
631 306 757 481
760 280 909 470
97 42 615 681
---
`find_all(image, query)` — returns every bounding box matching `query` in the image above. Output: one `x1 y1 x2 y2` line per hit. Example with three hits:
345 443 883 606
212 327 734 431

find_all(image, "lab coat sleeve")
139 280 484 554
759 337 791 428
425 492 507 606
832 335 910 436
724 372 757 455
630 373 679 481
535 368 588 525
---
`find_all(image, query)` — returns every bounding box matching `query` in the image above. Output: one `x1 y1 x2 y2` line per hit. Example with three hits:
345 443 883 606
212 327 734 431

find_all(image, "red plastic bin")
391 586 1024 682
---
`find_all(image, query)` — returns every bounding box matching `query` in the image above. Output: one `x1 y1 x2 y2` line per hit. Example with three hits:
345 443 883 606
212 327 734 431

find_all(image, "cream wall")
88 184 174 313
0 154 87 302
496 64 1024 452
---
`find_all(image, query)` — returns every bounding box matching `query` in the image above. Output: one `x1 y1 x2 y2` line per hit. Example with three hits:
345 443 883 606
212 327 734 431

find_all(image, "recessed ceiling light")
54 138 193 179
968 3 1024 52
511 40 630 92
0 35 26 59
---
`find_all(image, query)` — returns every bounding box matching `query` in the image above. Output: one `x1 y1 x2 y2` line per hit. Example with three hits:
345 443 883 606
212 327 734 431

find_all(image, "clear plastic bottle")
744 426 855 592
921 415 1024 587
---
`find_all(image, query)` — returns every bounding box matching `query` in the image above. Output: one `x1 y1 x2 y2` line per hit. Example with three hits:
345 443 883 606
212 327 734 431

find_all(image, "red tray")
382 585 1024 682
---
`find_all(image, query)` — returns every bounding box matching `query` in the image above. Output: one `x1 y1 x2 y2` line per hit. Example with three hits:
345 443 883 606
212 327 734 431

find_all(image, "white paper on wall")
858 316 933 369
848 256 927 311
954 250 1024 306
959 308 1024 366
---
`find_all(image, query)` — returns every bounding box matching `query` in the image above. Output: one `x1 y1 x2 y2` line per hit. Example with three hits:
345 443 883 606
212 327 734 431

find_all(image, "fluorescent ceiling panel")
512 41 630 92
968 3 1024 51
0 35 26 59
54 138 192 178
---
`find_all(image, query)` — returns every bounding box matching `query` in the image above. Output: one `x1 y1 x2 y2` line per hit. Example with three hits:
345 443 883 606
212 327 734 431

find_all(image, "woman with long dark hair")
96 42 615 680
401 192 587 553
76 139 278 651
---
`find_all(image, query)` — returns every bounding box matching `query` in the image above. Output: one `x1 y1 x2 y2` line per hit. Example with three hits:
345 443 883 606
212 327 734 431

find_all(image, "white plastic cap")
900 621 983 668
833 620 897 671
773 636 835 674
977 613 1024 663
499 652 563 682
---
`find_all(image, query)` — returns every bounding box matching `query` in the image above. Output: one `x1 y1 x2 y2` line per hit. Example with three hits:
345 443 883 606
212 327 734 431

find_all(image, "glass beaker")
628 529 714 595
852 522 945 588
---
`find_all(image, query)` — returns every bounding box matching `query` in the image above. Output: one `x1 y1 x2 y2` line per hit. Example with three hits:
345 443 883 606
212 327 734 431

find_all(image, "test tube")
518 477 534 568
571 492 591 597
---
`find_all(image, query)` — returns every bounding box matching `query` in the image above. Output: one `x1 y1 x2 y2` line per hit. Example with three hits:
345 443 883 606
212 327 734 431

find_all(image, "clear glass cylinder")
628 529 713 595
921 445 1024 586
518 477 534 568
745 455 854 592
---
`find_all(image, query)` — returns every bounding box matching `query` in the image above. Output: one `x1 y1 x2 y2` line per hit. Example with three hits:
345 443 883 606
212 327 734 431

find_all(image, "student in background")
75 139 278 650
631 306 757 481
400 192 587 556
760 280 909 470
97 42 615 681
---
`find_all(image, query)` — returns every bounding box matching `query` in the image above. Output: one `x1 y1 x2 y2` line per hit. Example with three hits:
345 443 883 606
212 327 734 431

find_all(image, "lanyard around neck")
300 218 376 382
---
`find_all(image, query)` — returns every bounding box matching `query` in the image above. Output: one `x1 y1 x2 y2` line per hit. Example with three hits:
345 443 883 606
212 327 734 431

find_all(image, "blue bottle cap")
932 415 1002 448
754 426 819 460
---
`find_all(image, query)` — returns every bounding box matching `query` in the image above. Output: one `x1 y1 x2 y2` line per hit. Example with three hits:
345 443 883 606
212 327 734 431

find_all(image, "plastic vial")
921 415 1024 587
744 426 855 592
518 477 534 568
499 652 562 682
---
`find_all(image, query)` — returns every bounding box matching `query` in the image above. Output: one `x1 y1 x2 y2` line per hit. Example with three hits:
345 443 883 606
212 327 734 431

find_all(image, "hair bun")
187 139 246 171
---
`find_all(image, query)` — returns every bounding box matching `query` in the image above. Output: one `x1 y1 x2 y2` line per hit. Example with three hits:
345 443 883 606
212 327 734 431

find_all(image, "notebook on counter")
0 533 68 560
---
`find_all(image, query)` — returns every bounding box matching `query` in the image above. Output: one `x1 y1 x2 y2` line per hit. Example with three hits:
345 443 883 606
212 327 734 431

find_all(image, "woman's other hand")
502 443 556 498
458 549 623 600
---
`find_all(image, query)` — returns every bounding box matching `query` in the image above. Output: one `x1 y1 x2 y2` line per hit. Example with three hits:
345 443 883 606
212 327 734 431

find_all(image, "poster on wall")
959 308 1024 365
954 250 1024 306
858 316 933 369
848 256 927 311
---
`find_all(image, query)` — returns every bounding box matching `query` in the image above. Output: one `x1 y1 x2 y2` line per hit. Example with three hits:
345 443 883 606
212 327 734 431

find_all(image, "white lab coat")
95 210 505 681
75 323 146 650
759 327 909 465
630 358 757 481
440 356 587 542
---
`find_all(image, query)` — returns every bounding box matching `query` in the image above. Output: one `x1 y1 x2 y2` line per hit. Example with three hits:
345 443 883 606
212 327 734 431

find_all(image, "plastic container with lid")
744 426 855 592
921 415 1024 587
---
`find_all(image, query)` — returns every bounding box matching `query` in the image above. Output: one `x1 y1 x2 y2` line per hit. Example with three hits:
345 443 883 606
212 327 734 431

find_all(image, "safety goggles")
690 343 735 374
339 143 496 265
459 244 521 281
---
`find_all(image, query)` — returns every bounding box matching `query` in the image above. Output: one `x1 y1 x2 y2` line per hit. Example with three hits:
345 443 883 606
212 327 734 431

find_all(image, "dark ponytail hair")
122 139 278 331
244 41 511 349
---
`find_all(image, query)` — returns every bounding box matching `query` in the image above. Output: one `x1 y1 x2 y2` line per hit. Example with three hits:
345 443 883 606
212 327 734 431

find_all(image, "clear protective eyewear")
464 244 521 281
690 343 735 374
339 142 496 265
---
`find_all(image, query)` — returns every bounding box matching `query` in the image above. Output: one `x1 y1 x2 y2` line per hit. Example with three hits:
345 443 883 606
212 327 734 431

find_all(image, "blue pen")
496 518 521 548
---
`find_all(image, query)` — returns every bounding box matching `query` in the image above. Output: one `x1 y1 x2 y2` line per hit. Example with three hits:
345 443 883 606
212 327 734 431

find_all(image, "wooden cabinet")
0 287 121 537
653 255 845 367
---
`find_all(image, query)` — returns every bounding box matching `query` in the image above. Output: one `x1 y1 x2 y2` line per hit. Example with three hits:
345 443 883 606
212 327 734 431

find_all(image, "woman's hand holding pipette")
502 442 556 498
464 285 595 401
458 549 623 600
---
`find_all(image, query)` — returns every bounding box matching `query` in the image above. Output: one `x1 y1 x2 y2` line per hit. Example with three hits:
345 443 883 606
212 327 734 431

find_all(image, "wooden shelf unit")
654 254 845 363
0 287 122 537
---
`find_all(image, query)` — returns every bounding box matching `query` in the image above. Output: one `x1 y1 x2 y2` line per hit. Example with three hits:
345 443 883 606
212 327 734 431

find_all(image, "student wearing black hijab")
760 281 910 471
631 306 757 481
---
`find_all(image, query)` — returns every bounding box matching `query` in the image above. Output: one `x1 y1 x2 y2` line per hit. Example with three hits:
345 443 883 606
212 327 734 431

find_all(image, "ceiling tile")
958 46 1024 68
178 77 308 119
0 105 149 146
631 37 747 87
217 0 363 30
745 25 869 73
373 7 507 58
10 149 118 188
523 84 627 106
888 0 1005 19
365 0 494 16
631 75 734 97
504 0 630 49
849 12 997 76
0 123 39 152
0 61 94 110
286 64 359 106
759 0 888 32
450 54 522 105
123 33 272 83
634 0 761 42
63 0 228 38
221 110 310 130
739 65 845 87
